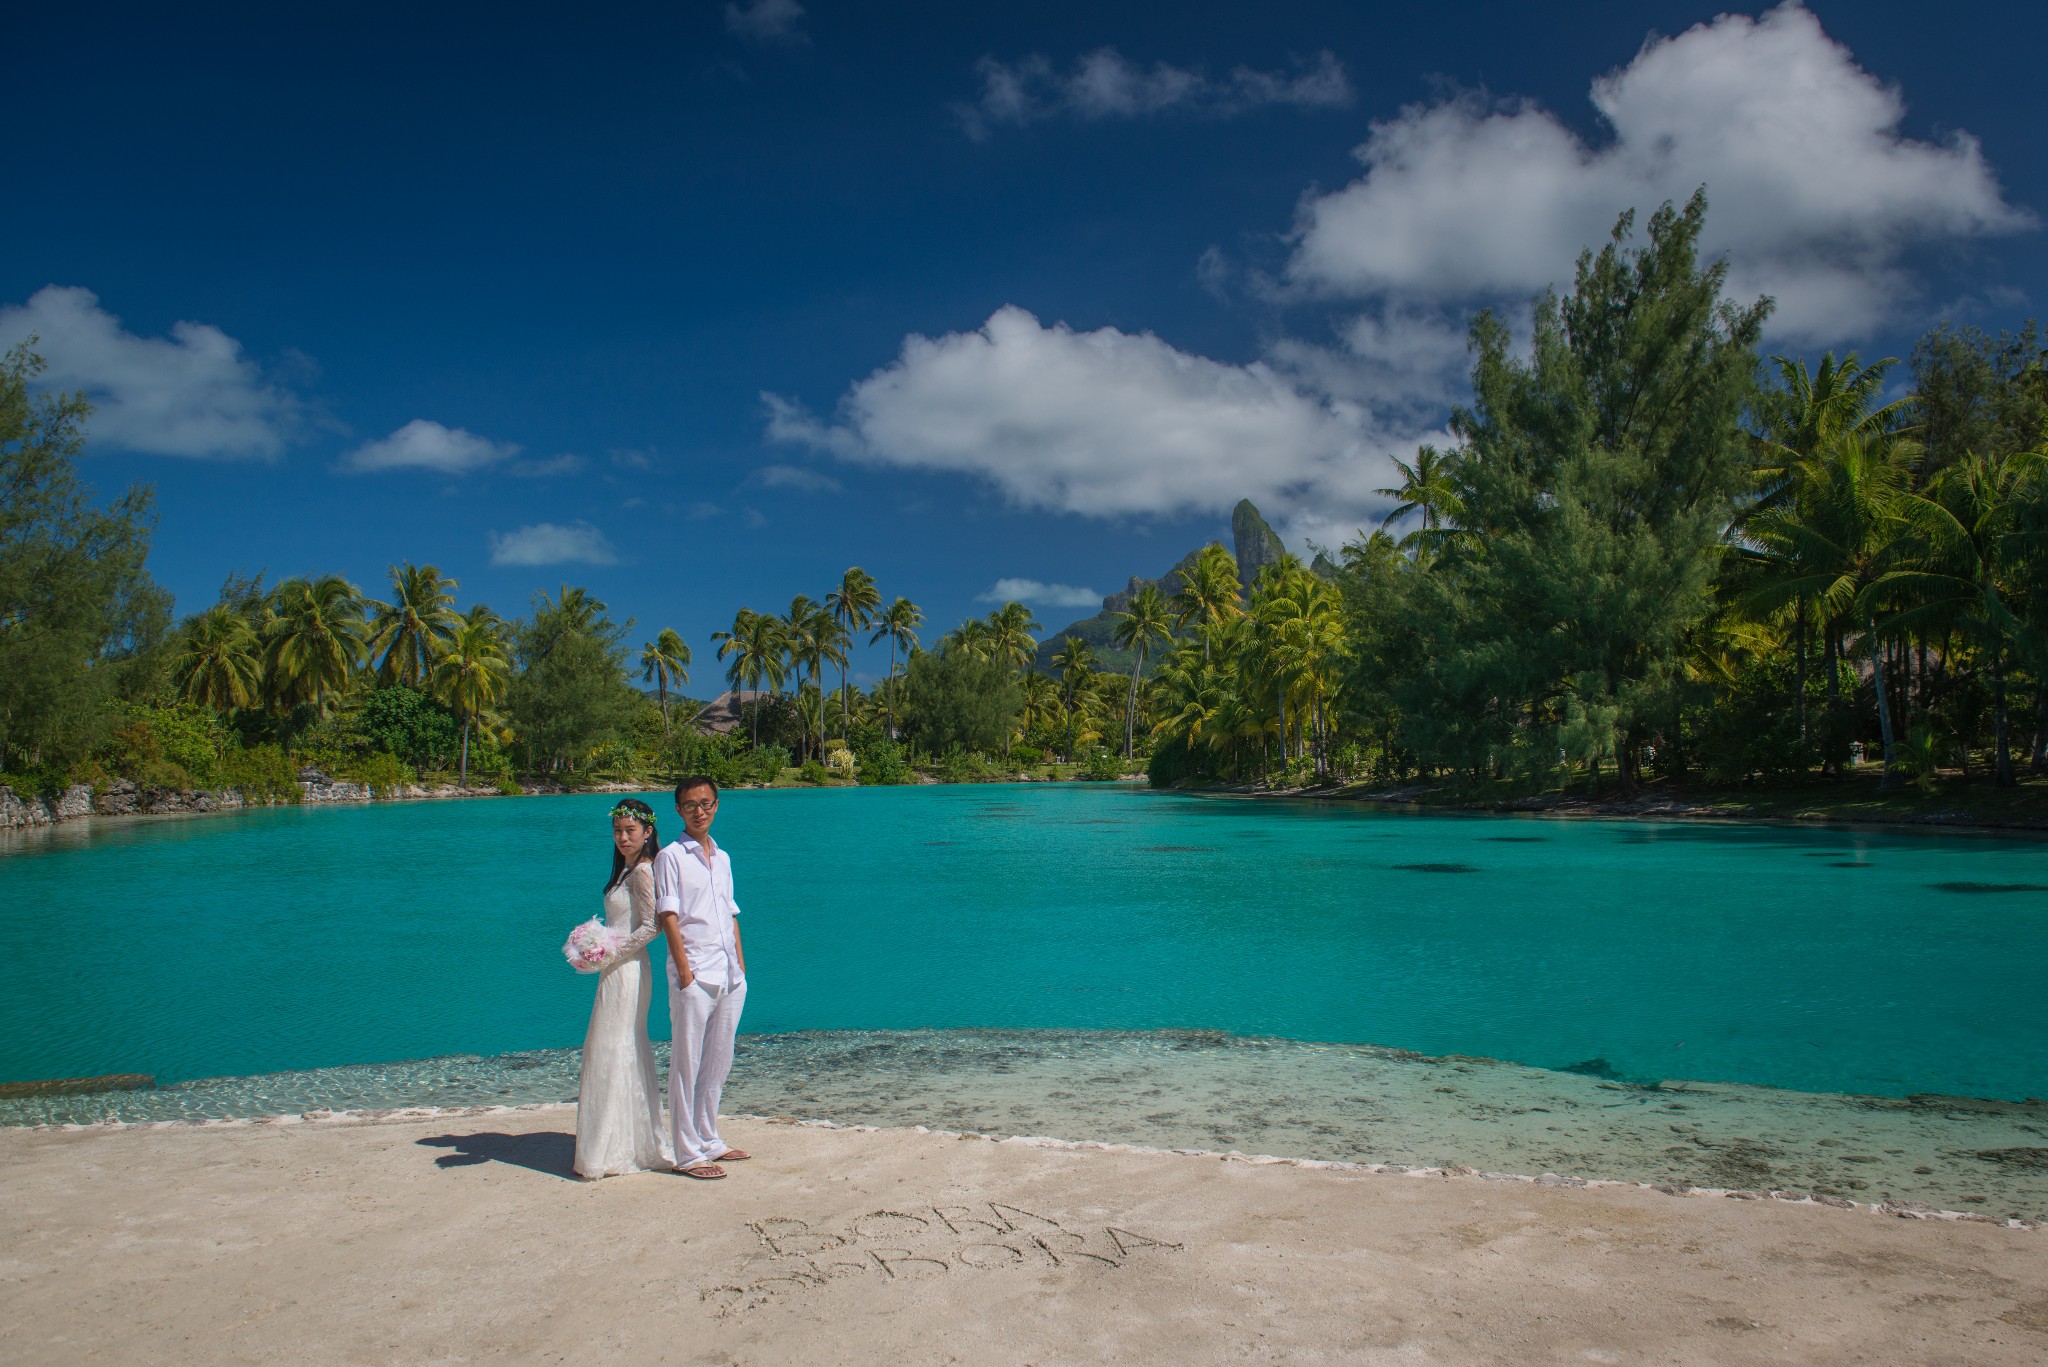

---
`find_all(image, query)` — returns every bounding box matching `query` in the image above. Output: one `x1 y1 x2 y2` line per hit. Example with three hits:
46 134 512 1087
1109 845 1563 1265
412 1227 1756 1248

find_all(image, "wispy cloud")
0 285 301 459
757 462 842 492
978 578 1102 609
340 419 520 474
961 48 1350 138
725 0 806 45
488 521 619 566
511 453 584 478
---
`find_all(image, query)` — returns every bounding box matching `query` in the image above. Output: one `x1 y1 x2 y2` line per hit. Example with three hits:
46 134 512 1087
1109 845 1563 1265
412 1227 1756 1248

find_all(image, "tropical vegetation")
6 192 2046 812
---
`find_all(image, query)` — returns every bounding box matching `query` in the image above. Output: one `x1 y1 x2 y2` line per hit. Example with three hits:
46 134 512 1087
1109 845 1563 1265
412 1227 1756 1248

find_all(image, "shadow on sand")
417 1130 578 1179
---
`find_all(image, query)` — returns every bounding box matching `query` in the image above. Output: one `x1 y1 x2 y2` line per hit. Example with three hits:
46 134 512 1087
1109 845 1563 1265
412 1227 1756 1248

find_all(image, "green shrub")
588 739 638 775
1007 745 1044 767
744 745 791 786
1077 747 1126 781
494 774 524 796
934 746 1000 784
1 767 66 802
221 744 301 804
338 751 414 796
355 687 459 770
96 703 226 789
796 759 831 786
852 734 911 785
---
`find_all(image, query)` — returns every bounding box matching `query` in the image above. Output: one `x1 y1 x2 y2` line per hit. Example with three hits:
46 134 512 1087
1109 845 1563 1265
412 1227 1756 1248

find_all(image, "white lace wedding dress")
573 863 674 1178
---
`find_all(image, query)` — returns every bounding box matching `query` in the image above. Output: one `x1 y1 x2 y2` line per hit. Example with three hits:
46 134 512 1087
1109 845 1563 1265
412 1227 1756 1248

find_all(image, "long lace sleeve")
602 865 661 967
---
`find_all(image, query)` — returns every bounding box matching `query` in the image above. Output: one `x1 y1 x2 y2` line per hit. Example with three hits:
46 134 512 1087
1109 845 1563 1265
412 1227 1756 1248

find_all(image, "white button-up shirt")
653 835 744 992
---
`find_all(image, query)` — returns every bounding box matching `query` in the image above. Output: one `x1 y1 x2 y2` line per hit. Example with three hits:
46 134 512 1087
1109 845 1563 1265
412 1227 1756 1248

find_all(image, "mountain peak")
1231 499 1286 589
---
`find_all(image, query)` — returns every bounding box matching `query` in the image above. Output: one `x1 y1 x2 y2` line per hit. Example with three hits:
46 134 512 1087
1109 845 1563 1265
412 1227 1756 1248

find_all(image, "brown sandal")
677 1163 726 1179
717 1149 751 1161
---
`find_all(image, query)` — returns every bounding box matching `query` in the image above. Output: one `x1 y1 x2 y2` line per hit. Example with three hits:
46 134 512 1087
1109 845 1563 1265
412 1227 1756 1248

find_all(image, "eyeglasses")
678 799 718 814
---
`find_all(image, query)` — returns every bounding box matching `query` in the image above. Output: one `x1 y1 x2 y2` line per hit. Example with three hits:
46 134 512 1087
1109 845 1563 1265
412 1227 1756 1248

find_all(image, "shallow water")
6 1029 2043 1222
5 784 2046 1100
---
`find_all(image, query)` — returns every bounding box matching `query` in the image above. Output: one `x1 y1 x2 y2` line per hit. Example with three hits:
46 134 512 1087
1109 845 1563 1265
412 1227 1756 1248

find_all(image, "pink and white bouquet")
562 918 620 973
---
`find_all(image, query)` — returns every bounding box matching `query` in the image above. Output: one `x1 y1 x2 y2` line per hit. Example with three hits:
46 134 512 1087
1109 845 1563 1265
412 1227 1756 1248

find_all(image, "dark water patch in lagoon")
922 841 955 846
1484 836 1548 843
1391 862 1481 874
1138 845 1216 854
1831 862 1875 869
1929 881 2048 894
1551 1057 1659 1088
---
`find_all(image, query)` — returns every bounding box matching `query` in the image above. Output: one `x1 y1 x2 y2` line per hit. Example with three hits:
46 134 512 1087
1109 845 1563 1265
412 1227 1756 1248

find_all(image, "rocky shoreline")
0 768 649 833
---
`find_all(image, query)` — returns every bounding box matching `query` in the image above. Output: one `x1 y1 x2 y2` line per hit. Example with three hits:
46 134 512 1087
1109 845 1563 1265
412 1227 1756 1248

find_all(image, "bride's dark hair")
606 799 660 891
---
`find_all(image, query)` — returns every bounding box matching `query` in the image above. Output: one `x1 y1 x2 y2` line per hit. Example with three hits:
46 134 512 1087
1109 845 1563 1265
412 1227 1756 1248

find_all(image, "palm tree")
712 608 789 747
870 597 923 736
826 567 882 739
263 575 371 715
1743 431 1916 783
985 600 1041 673
809 612 849 762
1111 583 1175 759
942 618 993 660
171 606 263 714
1169 544 1242 661
433 619 512 786
1018 670 1061 744
1880 447 2048 786
794 687 824 770
780 596 840 762
1148 656 1227 754
1374 445 1465 549
462 601 508 637
1051 635 1096 762
1263 574 1346 776
1754 353 1908 506
639 628 691 740
369 563 461 689
1742 351 1912 745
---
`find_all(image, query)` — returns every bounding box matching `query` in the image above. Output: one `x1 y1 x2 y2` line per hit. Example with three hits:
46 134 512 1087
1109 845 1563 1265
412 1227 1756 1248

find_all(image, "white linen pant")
668 976 746 1167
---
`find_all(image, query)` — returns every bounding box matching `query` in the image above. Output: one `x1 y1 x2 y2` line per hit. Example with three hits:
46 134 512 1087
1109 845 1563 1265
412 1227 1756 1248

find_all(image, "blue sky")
6 1 2043 687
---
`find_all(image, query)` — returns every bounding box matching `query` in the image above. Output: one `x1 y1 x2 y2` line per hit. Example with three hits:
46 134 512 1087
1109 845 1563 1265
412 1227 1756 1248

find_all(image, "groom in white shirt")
653 775 751 1179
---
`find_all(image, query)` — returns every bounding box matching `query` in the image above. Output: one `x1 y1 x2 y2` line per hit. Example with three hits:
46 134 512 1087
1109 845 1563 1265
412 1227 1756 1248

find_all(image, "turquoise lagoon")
5 785 2048 1214
5 782 2046 1097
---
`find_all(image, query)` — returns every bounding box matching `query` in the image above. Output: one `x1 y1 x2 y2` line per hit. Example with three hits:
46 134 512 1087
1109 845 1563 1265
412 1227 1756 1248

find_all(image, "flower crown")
610 803 656 824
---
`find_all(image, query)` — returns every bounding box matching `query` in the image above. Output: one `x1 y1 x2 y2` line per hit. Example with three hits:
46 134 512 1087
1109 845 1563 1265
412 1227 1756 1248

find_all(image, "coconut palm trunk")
1123 645 1143 760
1794 598 1808 742
1992 646 2015 786
1868 613 1899 790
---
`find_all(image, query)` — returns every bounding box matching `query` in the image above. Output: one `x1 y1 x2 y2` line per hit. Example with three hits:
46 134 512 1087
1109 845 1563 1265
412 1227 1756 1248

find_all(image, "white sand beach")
3 1106 2043 1365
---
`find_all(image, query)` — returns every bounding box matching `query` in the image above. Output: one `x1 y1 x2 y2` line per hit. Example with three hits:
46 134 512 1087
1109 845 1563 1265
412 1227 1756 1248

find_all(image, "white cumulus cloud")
962 48 1350 137
0 285 300 459
978 579 1103 609
1285 2 2032 338
765 305 1394 530
341 419 521 474
488 521 619 567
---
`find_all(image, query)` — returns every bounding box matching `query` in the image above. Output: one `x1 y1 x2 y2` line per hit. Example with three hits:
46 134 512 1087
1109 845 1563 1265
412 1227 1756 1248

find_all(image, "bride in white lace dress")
574 800 675 1178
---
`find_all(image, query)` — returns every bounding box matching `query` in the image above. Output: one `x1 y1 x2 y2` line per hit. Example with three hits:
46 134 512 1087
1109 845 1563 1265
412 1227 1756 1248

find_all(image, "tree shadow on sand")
417 1130 577 1179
